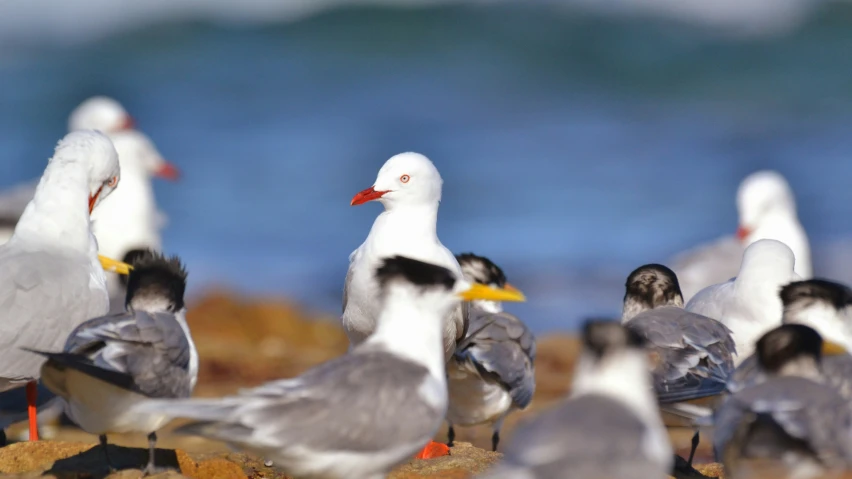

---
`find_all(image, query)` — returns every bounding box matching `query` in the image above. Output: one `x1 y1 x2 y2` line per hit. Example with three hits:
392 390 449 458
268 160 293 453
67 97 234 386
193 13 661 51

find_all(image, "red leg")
26 381 38 441
415 441 450 459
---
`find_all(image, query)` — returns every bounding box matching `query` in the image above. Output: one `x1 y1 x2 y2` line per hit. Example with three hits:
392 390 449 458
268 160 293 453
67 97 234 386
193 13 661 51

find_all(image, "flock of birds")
0 96 845 479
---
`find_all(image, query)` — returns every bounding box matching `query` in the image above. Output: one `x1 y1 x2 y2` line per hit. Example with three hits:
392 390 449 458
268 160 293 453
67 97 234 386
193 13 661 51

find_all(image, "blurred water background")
1 0 852 332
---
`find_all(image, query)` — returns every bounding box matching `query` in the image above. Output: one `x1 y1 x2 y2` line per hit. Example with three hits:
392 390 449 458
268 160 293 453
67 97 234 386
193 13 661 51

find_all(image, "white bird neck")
367 203 440 250
570 350 660 426
12 156 94 254
784 304 852 352
473 300 502 313
365 288 449 381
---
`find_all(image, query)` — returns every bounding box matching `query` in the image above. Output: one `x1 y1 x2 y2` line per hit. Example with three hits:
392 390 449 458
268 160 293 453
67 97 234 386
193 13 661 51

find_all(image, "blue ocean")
2 1 852 332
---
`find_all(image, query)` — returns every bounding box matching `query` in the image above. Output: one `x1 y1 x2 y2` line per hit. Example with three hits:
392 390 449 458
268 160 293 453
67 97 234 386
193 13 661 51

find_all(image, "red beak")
736 226 751 241
88 186 103 215
119 115 136 131
351 186 388 206
154 162 181 181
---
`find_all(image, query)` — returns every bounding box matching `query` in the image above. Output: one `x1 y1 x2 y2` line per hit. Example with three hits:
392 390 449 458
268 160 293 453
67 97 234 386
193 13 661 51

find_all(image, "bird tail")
659 403 715 428
130 396 242 423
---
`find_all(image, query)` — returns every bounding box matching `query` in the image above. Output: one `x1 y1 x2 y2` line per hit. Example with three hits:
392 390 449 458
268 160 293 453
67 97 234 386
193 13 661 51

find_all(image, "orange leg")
415 441 450 459
26 381 38 441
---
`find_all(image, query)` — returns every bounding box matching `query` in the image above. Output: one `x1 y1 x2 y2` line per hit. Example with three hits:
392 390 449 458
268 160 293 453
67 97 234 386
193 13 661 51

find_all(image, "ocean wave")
0 0 841 45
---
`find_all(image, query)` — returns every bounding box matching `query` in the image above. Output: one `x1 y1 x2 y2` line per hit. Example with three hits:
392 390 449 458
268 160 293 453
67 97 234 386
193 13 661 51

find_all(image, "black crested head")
780 279 852 311
376 256 456 292
582 319 646 359
756 324 823 373
623 264 683 314
455 252 507 287
118 249 150 287
125 249 188 313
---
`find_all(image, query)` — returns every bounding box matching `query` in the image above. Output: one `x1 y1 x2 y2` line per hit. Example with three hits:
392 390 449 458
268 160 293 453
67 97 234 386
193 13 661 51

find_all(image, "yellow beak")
98 255 133 275
822 341 848 357
458 283 526 302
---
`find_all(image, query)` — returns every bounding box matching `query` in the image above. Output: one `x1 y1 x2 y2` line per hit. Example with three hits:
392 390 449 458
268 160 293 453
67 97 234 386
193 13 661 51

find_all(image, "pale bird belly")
446 369 511 426
65 370 170 434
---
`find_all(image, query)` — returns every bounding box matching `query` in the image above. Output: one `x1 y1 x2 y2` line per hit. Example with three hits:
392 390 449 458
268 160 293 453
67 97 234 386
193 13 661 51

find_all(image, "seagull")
727 279 852 397
713 324 852 479
481 320 673 479
26 250 194 474
0 130 131 441
672 170 811 301
686 239 799 363
68 96 137 133
620 263 736 466
343 152 466 458
446 253 535 452
133 256 525 479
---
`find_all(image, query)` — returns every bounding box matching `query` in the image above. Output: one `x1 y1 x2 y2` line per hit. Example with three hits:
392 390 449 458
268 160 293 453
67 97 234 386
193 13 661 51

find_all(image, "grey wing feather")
822 354 852 400
714 377 852 465
60 310 193 398
147 349 442 453
625 306 736 403
492 395 666 479
454 309 536 408
725 354 764 394
0 250 104 385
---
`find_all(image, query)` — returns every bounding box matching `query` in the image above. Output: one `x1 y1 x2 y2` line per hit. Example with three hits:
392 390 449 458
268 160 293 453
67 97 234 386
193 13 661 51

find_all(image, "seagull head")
351 152 443 209
621 263 684 321
68 96 135 133
376 255 525 318
110 130 180 181
781 279 852 354
736 170 796 242
755 324 843 378
53 130 121 215
738 239 796 279
125 249 188 313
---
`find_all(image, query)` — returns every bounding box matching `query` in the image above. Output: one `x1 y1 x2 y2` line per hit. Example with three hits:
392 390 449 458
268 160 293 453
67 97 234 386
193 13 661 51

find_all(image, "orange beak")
155 162 180 181
351 186 389 206
88 186 103 215
736 226 751 241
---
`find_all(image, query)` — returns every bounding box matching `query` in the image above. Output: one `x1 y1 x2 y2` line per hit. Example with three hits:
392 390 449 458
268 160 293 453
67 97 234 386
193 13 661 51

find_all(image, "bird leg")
143 432 166 475
491 430 500 452
100 435 117 472
687 430 700 466
26 381 38 441
446 424 455 448
414 441 450 459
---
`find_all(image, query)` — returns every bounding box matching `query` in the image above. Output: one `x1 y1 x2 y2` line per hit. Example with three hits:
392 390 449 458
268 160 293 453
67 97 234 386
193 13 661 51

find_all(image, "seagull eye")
400 175 410 183
108 177 118 187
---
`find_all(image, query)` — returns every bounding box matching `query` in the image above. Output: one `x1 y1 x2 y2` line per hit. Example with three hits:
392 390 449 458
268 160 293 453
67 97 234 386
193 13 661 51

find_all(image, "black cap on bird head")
125 249 188 313
581 319 646 360
376 256 456 293
622 263 684 320
756 324 823 374
780 279 852 312
455 252 507 288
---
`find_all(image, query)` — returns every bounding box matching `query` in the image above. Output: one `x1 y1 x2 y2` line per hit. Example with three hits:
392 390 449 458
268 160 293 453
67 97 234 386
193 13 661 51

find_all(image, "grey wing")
499 395 666 478
626 307 736 403
455 309 536 408
671 235 743 302
63 310 193 398
714 378 852 465
0 251 97 385
725 354 764 394
823 354 852 400
159 350 442 454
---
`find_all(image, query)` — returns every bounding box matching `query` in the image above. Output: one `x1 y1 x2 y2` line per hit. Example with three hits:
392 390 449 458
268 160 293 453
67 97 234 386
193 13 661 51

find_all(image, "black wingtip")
455 252 507 287
376 256 456 291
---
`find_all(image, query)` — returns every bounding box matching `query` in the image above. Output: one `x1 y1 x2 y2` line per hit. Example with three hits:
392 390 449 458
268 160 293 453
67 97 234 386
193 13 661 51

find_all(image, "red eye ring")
400 174 410 183
108 176 118 187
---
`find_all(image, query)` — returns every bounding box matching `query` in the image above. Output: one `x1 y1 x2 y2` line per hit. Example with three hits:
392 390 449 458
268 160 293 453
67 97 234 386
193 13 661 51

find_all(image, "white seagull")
672 170 811 301
27 251 195 474
686 239 799 363
0 130 130 441
134 256 525 479
343 152 466 458
446 253 535 452
481 320 673 479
